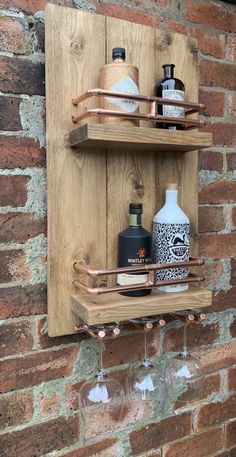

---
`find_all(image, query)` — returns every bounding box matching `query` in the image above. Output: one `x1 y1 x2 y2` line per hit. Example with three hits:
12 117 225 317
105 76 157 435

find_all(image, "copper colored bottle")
99 47 139 126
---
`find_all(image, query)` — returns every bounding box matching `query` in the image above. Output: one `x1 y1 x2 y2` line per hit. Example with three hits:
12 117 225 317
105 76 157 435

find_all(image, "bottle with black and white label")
99 47 139 126
152 184 190 293
117 203 152 296
155 64 185 130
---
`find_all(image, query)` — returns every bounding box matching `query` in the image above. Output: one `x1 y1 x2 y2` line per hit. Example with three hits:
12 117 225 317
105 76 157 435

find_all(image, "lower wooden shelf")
71 285 212 325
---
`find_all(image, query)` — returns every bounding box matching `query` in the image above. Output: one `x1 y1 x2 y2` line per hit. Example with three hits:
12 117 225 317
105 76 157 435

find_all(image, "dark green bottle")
117 203 152 297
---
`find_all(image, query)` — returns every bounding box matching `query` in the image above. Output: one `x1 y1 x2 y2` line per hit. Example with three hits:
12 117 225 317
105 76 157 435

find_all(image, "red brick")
196 395 236 431
185 0 236 32
96 3 159 27
129 412 192 454
0 283 47 319
0 213 46 243
201 123 236 147
0 55 45 95
210 288 236 313
193 29 225 59
191 340 236 374
163 322 220 353
200 261 224 289
0 0 46 14
165 20 188 35
0 320 33 357
199 181 236 204
230 318 236 338
0 416 80 457
226 152 236 172
198 150 223 172
200 60 236 91
0 249 30 284
231 208 236 230
0 175 29 207
84 399 152 440
0 391 33 430
40 394 61 417
36 317 82 349
0 213 47 243
0 136 45 168
228 367 236 392
199 234 236 259
229 95 236 117
0 16 28 54
231 258 236 286
199 206 224 232
162 427 223 457
0 96 21 131
58 439 118 457
0 346 78 393
175 372 221 408
199 90 225 117
103 329 159 367
225 420 236 449
226 35 236 62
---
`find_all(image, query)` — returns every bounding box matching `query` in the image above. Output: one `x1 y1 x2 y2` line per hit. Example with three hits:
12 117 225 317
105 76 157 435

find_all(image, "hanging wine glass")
127 316 167 412
165 318 204 405
79 324 125 422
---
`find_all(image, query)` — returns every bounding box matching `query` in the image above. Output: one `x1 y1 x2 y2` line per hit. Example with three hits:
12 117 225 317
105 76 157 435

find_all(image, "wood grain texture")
69 124 212 151
71 285 212 325
46 5 106 336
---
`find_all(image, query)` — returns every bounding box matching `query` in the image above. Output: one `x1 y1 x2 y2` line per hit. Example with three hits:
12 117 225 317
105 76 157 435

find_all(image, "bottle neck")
113 57 125 63
165 189 178 204
129 213 142 226
163 65 174 79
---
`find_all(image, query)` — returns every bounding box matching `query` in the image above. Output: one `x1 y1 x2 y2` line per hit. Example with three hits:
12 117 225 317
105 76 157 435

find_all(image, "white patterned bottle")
152 183 190 292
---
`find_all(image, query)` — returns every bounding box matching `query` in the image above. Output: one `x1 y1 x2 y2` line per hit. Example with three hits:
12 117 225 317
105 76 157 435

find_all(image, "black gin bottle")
117 203 152 297
156 64 185 130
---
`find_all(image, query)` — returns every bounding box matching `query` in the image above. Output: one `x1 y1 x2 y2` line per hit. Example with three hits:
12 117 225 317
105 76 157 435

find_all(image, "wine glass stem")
183 323 189 356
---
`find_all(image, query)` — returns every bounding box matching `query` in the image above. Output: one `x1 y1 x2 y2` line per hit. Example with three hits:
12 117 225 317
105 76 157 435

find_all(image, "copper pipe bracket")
73 257 204 296
75 322 121 339
71 88 205 129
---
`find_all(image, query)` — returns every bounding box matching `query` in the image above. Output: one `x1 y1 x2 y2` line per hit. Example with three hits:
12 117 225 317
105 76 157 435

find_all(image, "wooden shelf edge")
69 124 213 152
71 285 212 325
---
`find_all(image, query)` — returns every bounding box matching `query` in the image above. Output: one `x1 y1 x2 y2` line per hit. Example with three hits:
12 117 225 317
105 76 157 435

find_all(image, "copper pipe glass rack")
73 257 204 296
72 89 205 130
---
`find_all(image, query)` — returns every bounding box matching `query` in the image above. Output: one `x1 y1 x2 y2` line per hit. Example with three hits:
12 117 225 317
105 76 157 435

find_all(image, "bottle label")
162 89 185 118
107 76 139 113
152 222 190 280
117 273 148 286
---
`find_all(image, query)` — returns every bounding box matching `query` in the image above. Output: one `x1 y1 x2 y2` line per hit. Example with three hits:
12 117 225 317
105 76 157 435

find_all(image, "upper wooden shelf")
71 285 212 326
69 124 212 152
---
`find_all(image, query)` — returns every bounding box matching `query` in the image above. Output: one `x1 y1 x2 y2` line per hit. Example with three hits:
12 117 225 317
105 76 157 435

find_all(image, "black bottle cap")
162 64 175 68
112 47 126 60
129 203 143 214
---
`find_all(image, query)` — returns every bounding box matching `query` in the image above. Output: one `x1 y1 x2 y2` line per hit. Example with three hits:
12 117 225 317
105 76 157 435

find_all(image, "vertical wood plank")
154 31 199 256
46 5 106 336
106 18 156 279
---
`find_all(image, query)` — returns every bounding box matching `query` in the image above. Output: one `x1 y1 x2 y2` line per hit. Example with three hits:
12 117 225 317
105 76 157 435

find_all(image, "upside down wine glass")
165 320 204 405
79 325 125 421
127 317 167 411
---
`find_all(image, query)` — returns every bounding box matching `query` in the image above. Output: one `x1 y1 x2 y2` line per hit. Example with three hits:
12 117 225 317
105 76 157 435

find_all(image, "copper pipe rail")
73 256 203 277
73 257 204 296
71 89 205 129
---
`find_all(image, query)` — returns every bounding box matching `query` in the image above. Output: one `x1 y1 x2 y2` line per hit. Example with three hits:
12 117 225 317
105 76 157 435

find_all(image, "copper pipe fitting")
158 318 166 327
112 328 121 337
145 322 154 330
172 312 195 323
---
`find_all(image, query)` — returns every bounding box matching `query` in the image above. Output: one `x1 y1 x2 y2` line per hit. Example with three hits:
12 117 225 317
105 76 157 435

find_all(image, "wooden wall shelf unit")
46 4 212 337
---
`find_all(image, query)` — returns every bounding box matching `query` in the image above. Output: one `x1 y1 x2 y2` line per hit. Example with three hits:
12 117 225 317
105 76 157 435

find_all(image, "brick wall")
0 0 235 456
